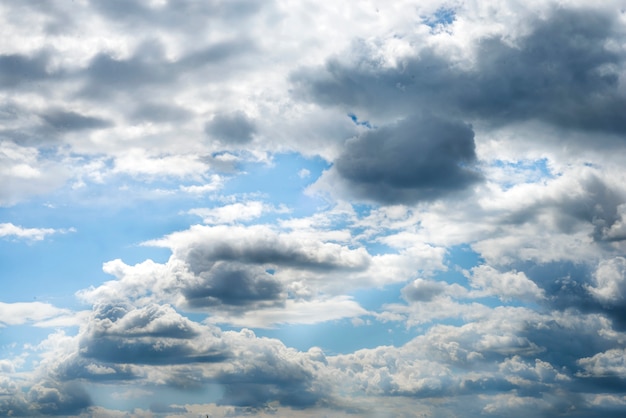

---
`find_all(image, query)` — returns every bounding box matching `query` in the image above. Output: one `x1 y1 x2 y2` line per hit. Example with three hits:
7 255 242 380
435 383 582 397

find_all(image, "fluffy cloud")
468 265 545 302
587 257 626 309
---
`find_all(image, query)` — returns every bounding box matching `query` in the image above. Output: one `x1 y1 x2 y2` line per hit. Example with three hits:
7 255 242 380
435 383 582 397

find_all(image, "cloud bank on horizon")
2 0 626 416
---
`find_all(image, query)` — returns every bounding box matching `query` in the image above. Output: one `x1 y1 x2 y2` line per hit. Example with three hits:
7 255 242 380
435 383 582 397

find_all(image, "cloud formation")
2 0 626 416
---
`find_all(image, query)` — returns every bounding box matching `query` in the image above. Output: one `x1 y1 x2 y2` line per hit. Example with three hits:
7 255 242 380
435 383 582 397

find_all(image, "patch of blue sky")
0 197 189 308
351 283 406 311
253 317 412 355
347 113 373 129
415 244 482 289
446 244 483 270
423 7 456 29
361 240 398 256
489 157 553 190
223 152 330 217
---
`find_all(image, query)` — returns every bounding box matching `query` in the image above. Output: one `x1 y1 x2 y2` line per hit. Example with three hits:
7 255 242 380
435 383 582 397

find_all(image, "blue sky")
2 1 626 417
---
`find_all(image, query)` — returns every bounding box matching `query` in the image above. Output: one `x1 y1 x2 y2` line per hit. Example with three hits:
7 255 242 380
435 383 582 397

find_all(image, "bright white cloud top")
1 1 626 417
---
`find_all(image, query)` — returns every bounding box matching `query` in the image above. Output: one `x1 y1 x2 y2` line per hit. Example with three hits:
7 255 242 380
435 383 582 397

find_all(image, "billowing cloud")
587 257 626 305
468 265 545 302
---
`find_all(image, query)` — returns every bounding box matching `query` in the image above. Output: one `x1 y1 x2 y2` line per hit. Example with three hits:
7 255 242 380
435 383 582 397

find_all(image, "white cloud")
468 265 545 302
577 348 626 377
0 223 73 241
587 257 626 304
188 201 272 224
179 174 225 194
0 302 71 327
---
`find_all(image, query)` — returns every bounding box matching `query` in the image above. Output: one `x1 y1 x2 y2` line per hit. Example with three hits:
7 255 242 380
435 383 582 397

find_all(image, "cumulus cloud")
468 265 545 302
588 257 626 304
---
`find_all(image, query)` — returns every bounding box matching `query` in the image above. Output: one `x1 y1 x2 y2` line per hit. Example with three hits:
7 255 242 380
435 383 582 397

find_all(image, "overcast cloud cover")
2 0 626 416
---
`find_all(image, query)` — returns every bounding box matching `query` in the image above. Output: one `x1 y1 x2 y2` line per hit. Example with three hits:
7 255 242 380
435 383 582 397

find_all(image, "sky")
1 0 626 417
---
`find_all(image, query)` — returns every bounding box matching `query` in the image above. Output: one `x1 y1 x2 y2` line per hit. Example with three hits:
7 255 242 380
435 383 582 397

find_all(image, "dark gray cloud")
466 9 625 133
184 262 283 308
334 114 481 203
205 111 257 144
0 52 53 88
41 110 112 131
293 8 626 139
